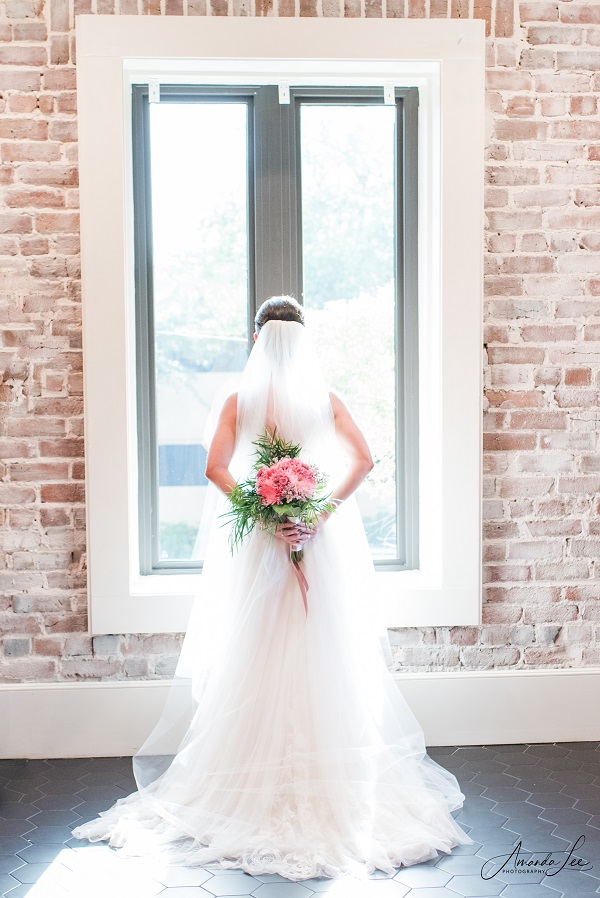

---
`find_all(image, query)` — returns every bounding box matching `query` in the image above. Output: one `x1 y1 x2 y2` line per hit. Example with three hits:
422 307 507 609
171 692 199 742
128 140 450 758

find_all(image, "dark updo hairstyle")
254 295 305 334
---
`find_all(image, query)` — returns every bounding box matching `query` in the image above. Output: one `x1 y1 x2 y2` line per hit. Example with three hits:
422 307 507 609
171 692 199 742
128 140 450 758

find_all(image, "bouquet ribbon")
290 550 309 617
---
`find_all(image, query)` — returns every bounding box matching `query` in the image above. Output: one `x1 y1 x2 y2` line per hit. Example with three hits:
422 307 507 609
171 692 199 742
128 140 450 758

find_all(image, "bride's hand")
273 521 307 546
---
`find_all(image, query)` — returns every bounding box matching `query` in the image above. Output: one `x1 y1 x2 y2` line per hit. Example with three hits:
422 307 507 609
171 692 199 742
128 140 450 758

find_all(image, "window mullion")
253 86 302 305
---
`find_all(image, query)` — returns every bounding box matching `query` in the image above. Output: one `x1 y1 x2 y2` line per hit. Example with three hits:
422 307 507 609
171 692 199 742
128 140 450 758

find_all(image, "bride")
72 296 471 881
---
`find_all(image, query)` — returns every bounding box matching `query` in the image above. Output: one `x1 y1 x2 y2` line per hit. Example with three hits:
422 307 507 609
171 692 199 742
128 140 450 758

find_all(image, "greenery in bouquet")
222 430 336 560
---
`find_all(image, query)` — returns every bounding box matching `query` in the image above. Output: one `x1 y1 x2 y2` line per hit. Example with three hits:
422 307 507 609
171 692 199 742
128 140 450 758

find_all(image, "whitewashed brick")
0 0 599 683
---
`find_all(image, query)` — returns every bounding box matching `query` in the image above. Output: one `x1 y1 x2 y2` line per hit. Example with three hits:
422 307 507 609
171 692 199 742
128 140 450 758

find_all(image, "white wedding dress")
72 321 471 881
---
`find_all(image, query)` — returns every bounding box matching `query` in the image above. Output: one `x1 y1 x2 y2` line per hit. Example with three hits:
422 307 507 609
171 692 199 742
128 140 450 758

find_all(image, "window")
76 17 484 635
132 84 418 574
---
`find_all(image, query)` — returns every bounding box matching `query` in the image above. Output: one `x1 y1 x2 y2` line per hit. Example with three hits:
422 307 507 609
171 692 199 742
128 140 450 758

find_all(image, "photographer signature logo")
481 835 593 880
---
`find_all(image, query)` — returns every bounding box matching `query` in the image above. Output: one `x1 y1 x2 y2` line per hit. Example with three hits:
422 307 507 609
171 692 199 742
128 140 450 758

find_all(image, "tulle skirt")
72 498 471 881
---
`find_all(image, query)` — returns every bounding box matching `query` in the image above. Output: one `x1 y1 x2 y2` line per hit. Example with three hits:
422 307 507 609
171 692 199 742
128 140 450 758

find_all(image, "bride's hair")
254 295 304 333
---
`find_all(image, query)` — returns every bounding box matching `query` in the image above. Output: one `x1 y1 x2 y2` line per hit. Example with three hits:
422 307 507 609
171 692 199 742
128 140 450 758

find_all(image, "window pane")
149 102 249 562
300 104 398 560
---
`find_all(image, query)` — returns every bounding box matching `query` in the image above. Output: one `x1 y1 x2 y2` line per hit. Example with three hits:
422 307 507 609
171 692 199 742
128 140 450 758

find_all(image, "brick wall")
0 0 599 680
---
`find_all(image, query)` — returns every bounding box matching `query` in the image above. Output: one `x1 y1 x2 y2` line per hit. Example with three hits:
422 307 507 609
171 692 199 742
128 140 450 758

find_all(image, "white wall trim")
2 669 598 760
76 16 485 635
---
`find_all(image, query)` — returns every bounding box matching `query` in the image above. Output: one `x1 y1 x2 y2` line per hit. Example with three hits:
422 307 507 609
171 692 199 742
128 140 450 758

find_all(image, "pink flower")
255 457 318 506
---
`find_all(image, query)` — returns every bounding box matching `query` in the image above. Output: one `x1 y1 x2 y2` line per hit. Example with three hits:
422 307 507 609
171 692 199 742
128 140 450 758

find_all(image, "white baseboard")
2 669 599 759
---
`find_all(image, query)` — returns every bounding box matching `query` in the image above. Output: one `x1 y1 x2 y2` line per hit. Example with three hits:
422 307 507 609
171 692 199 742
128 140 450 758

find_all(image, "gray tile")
525 746 570 758
398 891 458 898
394 865 452 886
459 813 506 828
561 785 600 801
475 776 521 788
461 783 487 797
203 873 262 895
31 795 85 811
575 802 600 816
163 886 226 898
536 757 584 772
492 803 544 819
501 825 557 842
15 845 72 863
510 768 554 782
547 771 595 785
0 874 19 895
449 842 485 856
466 829 522 845
22 825 75 844
462 761 512 775
437 856 489 875
0 857 25 876
151 865 213 886
294 878 341 892
455 749 500 762
253 875 308 883
5 887 68 898
0 804 37 821
539 808 592 826
446 873 505 895
73 786 129 801
549 824 600 845
490 746 530 754
482 789 532 803
0 838 33 856
495 755 540 767
513 779 560 794
0 820 36 839
252 884 322 897
497 886 565 897
10 862 60 883
526 795 575 810
26 810 83 826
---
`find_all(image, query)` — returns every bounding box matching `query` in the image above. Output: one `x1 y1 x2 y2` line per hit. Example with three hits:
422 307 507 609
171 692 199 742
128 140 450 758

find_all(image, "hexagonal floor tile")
497 885 565 897
446 873 505 896
203 872 262 895
2 883 69 898
160 890 219 898
251 882 316 897
402 891 461 898
437 855 491 875
394 864 452 887
151 864 214 887
0 857 25 877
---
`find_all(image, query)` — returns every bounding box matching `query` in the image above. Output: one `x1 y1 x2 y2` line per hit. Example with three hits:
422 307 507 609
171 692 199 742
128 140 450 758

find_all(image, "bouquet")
222 430 336 565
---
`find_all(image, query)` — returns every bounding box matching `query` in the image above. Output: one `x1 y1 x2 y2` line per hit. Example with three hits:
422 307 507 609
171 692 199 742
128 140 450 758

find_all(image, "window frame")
76 16 485 635
132 82 419 575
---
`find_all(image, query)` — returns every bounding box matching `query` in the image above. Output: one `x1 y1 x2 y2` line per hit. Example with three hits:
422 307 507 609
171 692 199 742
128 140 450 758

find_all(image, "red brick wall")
1 0 599 679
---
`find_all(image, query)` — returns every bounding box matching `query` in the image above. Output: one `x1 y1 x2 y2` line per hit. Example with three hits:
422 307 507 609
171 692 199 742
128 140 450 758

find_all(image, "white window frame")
76 16 485 636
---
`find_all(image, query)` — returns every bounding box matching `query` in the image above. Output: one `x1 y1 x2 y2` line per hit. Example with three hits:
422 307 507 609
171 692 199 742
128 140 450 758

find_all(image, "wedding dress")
72 320 471 881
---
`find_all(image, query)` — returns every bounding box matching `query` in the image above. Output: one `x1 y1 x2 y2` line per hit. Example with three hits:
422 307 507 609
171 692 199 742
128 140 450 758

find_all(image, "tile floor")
1 744 599 898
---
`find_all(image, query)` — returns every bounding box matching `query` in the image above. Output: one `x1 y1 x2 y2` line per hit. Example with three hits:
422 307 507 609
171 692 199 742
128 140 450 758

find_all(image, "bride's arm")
204 394 238 495
298 392 374 543
327 391 374 508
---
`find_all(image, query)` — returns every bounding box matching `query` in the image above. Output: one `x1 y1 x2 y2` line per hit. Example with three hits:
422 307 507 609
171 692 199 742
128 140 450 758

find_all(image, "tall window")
132 84 419 575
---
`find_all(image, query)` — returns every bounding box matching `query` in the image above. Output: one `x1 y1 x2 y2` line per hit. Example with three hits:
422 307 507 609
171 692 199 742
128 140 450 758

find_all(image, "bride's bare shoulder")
329 390 347 416
219 392 238 421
